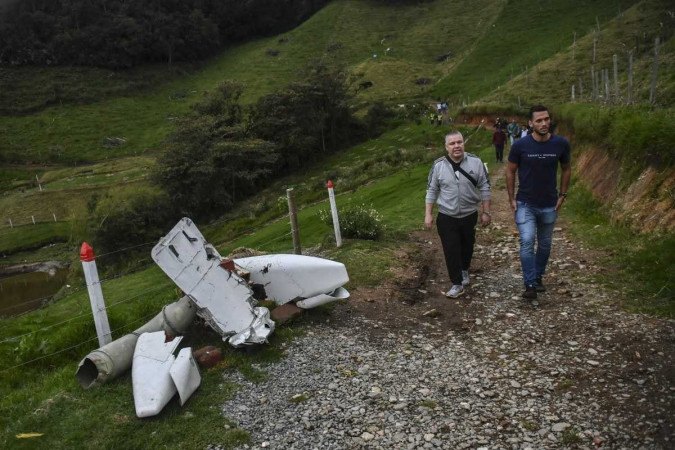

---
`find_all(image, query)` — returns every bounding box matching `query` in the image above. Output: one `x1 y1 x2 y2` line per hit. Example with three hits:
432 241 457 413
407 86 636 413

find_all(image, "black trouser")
495 144 504 162
436 212 478 286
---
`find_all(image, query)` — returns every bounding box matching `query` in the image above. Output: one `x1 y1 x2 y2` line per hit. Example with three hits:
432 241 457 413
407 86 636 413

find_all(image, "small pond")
0 269 69 317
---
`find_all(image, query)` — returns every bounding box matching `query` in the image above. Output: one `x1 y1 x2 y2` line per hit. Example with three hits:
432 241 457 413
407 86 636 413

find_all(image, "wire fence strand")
0 310 161 373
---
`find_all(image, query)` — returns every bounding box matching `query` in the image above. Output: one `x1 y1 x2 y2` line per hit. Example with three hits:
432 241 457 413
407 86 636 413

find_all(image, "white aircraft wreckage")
132 331 201 418
151 218 275 347
76 217 350 418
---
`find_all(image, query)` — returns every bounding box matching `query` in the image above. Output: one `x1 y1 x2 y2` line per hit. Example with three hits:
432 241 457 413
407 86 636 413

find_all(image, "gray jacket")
425 153 491 218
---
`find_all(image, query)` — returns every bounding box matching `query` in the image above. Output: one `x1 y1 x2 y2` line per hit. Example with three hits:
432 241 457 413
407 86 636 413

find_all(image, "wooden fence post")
286 188 301 255
649 37 660 104
572 32 576 61
613 54 619 102
627 50 633 104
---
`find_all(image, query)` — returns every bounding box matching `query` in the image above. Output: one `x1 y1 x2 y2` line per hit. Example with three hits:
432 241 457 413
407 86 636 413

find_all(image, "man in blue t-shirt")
506 105 571 302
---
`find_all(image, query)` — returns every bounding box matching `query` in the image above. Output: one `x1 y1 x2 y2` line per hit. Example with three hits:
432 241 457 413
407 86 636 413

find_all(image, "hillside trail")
221 158 674 449
339 160 675 446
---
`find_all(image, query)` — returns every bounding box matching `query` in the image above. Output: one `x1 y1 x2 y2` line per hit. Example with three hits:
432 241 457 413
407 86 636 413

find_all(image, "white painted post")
35 174 42 192
31 215 36 225
8 219 12 228
52 213 57 222
80 242 112 346
326 180 342 248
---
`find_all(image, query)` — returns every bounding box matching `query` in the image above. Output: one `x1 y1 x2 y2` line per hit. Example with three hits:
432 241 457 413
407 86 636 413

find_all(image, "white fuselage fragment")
234 254 350 307
132 331 201 418
170 347 201 406
152 218 274 347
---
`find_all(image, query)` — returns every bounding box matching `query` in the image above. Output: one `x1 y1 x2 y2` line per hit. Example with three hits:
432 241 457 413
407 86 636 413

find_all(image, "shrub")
319 204 384 240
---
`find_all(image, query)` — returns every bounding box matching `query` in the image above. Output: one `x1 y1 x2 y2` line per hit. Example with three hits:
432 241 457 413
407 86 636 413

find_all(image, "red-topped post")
80 242 112 346
326 180 342 247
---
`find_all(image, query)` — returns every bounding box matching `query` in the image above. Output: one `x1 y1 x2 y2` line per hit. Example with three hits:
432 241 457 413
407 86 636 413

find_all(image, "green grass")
0 0 498 166
480 0 675 107
0 222 72 255
561 182 674 317
0 63 203 114
432 0 642 104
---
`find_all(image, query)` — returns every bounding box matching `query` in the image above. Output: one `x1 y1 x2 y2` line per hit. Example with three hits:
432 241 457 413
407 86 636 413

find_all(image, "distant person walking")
425 131 492 298
492 126 507 163
520 125 530 139
506 105 571 301
507 118 520 145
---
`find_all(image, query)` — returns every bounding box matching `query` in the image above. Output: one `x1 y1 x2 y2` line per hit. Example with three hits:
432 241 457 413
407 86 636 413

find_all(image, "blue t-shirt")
508 134 571 207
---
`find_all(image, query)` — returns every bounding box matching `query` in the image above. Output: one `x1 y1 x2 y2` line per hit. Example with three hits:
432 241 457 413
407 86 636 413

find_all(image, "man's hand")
480 212 491 227
555 196 566 211
424 213 433 230
510 198 517 211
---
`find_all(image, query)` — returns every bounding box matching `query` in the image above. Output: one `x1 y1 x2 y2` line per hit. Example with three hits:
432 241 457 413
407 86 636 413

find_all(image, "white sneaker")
445 285 465 298
461 270 470 286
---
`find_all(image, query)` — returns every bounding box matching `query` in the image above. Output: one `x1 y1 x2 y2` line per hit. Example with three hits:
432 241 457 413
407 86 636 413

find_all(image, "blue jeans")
515 201 557 286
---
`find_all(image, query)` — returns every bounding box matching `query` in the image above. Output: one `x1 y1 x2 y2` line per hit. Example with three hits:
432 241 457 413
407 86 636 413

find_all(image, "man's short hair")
444 131 463 144
529 104 549 119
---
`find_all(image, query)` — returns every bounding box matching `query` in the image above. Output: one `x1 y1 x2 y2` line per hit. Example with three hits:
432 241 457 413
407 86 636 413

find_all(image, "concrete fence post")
326 180 342 248
80 242 112 347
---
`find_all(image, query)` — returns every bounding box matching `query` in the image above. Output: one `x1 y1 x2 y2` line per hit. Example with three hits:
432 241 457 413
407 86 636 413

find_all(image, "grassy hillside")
480 0 675 106
0 0 498 166
430 0 642 103
0 0 500 238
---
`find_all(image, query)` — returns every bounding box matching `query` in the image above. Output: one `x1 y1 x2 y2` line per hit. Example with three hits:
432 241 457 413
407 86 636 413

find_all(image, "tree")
154 81 278 220
249 61 359 170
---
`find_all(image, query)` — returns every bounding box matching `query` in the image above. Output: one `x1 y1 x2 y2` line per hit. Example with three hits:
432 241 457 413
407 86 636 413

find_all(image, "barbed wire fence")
0 194 311 372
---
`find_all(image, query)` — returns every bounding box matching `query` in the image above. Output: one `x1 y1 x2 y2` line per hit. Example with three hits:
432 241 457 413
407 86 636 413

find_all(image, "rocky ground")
217 169 674 450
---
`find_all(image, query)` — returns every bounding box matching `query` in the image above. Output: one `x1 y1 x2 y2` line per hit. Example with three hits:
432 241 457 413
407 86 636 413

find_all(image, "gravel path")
218 169 674 450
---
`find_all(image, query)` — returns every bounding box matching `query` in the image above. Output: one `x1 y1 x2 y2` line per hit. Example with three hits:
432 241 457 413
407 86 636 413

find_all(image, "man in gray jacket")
424 131 492 298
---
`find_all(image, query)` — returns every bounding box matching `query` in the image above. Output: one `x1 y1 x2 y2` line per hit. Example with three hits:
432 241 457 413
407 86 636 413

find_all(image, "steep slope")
431 0 641 103
480 0 675 106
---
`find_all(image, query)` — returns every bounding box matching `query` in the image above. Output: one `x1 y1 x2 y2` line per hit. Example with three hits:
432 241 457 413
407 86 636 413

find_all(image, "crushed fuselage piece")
233 254 350 307
152 218 275 347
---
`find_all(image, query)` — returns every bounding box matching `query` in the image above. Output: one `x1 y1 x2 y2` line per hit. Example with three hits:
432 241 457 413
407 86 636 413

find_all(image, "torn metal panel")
233 254 350 305
169 348 201 406
76 295 197 389
296 286 350 309
132 332 183 418
152 218 274 346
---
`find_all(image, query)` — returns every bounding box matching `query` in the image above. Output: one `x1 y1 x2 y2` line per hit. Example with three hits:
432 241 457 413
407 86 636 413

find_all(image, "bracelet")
559 192 568 198
482 211 491 216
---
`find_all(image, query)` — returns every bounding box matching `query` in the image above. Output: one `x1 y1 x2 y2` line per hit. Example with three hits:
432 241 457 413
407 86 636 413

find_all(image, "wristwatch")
482 211 491 216
559 192 568 198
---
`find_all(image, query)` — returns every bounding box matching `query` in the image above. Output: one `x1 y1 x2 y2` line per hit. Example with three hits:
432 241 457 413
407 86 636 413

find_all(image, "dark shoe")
535 277 546 292
522 285 538 299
